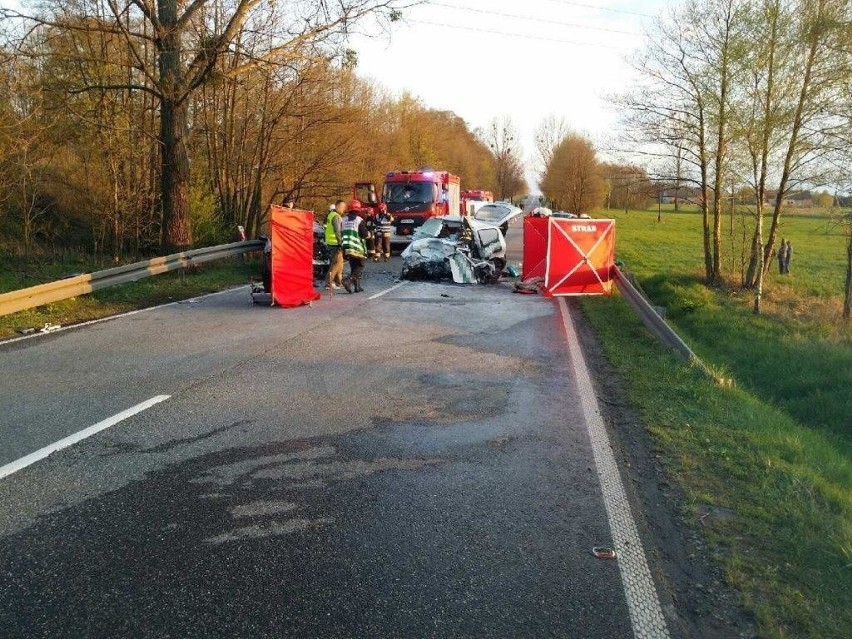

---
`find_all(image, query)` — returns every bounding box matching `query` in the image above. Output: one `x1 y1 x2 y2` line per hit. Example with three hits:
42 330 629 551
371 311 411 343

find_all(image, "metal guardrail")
0 240 264 318
613 267 725 384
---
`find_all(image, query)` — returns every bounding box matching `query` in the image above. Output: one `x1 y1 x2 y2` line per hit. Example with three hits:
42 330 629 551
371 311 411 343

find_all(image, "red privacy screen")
522 215 549 280
270 206 321 308
545 218 615 296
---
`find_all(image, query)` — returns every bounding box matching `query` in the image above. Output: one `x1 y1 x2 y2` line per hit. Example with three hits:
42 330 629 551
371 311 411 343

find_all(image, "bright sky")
351 0 671 190
1 0 672 191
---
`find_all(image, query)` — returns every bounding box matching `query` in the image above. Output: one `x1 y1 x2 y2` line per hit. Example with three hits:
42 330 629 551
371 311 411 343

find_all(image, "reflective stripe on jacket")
341 215 366 257
324 211 341 246
376 213 394 235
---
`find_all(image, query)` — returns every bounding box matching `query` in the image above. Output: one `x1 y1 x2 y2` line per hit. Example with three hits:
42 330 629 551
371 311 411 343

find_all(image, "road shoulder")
571 299 757 639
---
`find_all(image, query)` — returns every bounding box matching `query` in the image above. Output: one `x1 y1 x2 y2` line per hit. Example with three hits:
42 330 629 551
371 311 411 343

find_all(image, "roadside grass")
584 208 851 637
602 208 851 441
0 258 259 341
0 250 114 295
580 295 851 639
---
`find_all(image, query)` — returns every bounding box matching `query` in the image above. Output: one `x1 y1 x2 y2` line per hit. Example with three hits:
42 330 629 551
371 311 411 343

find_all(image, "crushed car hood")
400 238 457 280
468 203 523 232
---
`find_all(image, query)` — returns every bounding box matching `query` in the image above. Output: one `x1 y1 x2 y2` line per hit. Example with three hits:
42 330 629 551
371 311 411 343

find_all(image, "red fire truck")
353 181 382 217
381 169 461 243
460 189 494 216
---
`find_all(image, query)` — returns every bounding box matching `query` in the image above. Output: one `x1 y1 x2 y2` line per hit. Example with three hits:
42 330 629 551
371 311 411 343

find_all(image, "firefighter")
362 201 379 261
341 201 369 293
374 203 394 262
324 200 345 291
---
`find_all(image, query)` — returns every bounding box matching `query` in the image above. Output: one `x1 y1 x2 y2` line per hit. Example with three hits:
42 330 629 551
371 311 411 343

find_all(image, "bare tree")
836 210 852 320
667 143 686 212
480 115 527 200
6 0 408 251
845 216 852 320
703 0 745 281
533 114 571 178
747 0 848 285
617 3 720 280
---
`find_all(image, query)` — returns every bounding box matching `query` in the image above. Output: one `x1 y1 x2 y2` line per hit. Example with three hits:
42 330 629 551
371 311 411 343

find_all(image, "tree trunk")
711 17 731 284
744 0 778 292
158 0 192 252
844 232 851 320
699 117 713 281
754 0 824 284
753 204 765 314
160 96 192 252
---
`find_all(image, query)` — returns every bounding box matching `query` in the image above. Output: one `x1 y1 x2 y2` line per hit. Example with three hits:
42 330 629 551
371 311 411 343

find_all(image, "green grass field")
581 207 851 638
611 206 848 302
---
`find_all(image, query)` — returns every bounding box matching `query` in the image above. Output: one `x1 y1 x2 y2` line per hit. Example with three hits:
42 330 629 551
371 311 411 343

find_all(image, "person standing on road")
363 202 378 261
374 203 394 262
325 201 346 291
784 239 793 274
777 238 787 275
341 201 368 293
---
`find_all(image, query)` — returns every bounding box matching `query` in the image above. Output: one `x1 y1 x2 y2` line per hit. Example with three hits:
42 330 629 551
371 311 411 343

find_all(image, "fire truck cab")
353 182 381 216
382 169 461 244
461 189 494 216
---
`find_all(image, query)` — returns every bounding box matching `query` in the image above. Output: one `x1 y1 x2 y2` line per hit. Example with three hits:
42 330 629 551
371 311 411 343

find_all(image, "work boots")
340 276 363 293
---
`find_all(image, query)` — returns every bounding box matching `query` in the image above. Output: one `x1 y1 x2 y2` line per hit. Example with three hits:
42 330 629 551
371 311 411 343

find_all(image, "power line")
408 18 634 49
542 0 655 19
430 1 642 36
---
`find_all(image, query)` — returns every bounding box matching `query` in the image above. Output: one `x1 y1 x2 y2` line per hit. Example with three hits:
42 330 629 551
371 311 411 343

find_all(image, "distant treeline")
0 1 525 259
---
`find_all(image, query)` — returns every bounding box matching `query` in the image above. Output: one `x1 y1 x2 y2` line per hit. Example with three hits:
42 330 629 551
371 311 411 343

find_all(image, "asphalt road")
0 225 654 638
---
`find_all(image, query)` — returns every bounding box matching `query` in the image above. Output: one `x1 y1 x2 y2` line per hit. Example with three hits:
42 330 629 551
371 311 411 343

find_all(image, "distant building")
763 190 813 207
660 186 701 205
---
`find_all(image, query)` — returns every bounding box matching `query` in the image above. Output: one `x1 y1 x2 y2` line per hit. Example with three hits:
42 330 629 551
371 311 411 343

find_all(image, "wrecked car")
469 202 522 237
400 206 522 284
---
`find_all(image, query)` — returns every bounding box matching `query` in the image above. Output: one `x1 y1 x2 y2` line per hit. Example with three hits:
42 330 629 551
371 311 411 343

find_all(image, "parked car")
551 210 592 219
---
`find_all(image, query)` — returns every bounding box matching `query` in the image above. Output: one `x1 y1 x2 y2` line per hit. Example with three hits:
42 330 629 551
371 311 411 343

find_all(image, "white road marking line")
0 285 250 347
0 395 170 480
557 298 671 639
367 281 408 300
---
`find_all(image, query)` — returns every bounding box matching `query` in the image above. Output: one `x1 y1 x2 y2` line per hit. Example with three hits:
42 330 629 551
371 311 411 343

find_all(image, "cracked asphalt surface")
1 225 641 638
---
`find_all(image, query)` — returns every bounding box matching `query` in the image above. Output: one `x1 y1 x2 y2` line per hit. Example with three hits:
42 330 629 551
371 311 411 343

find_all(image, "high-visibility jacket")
341 214 366 258
324 210 341 246
376 212 394 235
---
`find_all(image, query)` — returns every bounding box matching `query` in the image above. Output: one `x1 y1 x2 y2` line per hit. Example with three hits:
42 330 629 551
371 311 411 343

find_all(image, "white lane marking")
0 395 170 480
557 298 671 638
367 281 408 300
0 285 250 346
